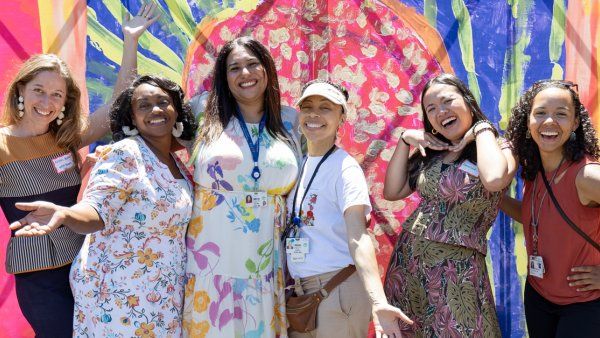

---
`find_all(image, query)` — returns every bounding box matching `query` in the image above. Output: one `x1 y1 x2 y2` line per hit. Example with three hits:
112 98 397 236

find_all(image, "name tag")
52 153 75 174
529 255 545 278
286 237 309 254
290 252 306 263
245 192 268 208
458 160 479 177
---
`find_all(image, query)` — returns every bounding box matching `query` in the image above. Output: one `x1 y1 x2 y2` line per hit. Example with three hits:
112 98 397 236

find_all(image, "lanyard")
236 107 266 186
283 145 336 239
529 158 564 255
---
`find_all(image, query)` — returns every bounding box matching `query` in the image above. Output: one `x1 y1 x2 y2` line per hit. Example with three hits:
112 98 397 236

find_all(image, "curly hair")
110 75 197 142
2 54 84 162
198 36 291 145
408 73 494 190
505 80 600 181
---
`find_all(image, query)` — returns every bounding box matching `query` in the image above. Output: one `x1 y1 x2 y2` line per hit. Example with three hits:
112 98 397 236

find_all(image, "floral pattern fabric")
72 137 193 337
183 110 299 338
384 156 503 337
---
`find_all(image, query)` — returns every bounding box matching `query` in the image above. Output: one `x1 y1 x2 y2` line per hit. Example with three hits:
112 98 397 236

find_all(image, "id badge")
458 160 479 177
286 238 309 254
245 192 267 208
52 153 75 174
529 255 545 278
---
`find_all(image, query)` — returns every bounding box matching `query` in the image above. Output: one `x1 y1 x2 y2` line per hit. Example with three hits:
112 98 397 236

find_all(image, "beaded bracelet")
472 120 497 137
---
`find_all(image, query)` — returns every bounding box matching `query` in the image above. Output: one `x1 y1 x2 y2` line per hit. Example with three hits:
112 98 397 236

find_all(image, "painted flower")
127 295 140 308
134 212 147 223
137 248 158 268
202 192 218 211
135 322 156 338
120 317 131 326
188 216 203 238
156 200 170 212
100 313 112 323
162 226 178 239
194 291 210 313
185 320 210 337
146 291 161 303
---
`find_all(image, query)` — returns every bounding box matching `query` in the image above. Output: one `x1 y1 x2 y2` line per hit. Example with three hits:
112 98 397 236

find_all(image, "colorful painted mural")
1 1 598 337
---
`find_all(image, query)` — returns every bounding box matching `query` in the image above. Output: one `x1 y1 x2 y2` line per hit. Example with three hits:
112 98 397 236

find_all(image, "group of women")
2 2 599 337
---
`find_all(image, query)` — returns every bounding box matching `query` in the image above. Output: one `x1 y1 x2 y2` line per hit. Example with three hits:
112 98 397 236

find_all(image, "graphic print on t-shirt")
299 193 317 227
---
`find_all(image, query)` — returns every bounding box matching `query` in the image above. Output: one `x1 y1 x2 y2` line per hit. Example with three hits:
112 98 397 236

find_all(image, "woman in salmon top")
503 79 600 337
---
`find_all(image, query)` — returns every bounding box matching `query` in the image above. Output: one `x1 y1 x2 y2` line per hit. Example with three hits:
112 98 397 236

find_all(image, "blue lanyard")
236 107 266 184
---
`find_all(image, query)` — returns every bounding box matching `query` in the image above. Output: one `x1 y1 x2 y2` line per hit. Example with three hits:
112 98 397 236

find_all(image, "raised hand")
402 129 448 156
122 1 161 41
568 265 600 292
373 302 413 338
9 202 66 237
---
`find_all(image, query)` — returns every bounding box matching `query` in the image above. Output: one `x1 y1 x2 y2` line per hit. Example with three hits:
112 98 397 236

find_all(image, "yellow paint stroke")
100 0 184 73
87 7 180 82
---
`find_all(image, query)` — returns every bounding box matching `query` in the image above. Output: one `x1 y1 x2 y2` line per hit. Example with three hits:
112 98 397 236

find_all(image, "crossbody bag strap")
541 172 600 253
321 265 356 296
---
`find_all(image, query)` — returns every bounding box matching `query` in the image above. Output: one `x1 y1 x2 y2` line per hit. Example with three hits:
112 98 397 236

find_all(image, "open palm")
122 2 161 40
9 201 65 237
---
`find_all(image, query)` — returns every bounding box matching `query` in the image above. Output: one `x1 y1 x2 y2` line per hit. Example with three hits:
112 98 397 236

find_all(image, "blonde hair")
2 54 84 159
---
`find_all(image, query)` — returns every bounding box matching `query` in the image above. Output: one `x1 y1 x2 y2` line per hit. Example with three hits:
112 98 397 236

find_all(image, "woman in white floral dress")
182 37 300 337
11 75 198 337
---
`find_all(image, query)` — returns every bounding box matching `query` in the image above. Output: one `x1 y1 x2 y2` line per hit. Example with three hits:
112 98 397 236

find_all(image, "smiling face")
299 95 344 146
226 45 268 109
528 87 579 160
423 83 473 142
131 83 178 141
17 70 67 126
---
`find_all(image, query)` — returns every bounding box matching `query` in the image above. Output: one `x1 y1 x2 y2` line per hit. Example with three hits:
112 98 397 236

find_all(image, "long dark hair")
198 36 290 145
506 80 600 180
110 75 197 142
408 73 492 190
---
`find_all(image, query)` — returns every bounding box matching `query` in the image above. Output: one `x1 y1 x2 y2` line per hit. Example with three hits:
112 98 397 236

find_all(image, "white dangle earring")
172 122 184 138
122 125 139 136
17 96 25 118
56 106 65 126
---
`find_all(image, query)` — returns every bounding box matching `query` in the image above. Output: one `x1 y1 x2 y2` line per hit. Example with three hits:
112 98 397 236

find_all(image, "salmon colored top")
522 157 600 305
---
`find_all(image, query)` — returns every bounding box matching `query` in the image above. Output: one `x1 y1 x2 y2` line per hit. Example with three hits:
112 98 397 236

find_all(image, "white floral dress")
183 108 299 338
73 136 193 337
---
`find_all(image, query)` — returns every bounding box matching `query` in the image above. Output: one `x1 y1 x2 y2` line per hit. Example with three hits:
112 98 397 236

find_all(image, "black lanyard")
236 107 266 186
284 145 336 239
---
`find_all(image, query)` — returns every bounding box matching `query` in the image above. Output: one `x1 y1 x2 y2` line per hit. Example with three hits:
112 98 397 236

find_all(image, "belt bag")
286 265 356 333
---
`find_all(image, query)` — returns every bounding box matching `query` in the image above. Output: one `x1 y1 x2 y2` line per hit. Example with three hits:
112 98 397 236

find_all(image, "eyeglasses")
532 79 579 94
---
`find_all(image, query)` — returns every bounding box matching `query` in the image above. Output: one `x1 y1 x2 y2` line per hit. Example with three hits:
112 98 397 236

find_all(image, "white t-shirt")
286 148 372 278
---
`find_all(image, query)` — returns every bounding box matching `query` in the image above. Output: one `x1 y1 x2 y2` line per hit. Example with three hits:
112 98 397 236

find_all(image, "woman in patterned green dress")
383 74 518 337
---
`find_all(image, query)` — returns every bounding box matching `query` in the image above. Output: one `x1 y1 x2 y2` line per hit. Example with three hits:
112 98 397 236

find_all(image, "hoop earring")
172 122 184 138
56 106 65 126
17 96 24 118
525 130 531 139
431 128 438 135
122 125 139 136
297 125 303 135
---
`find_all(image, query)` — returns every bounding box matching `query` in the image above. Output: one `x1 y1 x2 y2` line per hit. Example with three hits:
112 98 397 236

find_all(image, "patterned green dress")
384 156 503 338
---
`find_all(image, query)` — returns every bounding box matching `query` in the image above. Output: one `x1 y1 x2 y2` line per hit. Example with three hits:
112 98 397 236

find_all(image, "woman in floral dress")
383 74 517 337
11 75 198 337
182 37 299 337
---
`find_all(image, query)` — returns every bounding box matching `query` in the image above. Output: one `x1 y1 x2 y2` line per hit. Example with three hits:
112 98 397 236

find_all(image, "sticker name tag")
52 153 75 174
458 160 479 177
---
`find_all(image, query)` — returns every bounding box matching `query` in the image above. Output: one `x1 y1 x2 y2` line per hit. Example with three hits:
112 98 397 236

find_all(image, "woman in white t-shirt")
284 80 413 337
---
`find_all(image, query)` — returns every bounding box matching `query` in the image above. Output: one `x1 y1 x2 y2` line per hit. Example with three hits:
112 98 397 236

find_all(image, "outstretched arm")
9 201 104 235
81 2 160 146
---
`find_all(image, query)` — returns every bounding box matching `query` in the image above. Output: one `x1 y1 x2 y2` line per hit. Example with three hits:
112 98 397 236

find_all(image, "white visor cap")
296 82 348 113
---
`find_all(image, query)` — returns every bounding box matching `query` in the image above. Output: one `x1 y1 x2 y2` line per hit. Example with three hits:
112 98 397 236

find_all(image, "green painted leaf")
245 259 257 273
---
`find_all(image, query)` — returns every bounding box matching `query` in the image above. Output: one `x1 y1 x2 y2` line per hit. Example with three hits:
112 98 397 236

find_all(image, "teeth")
35 108 51 116
149 118 166 124
540 131 559 136
441 117 456 127
306 123 323 128
240 80 257 88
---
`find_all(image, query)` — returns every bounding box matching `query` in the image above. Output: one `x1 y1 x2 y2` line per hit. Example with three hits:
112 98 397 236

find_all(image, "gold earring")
431 129 438 135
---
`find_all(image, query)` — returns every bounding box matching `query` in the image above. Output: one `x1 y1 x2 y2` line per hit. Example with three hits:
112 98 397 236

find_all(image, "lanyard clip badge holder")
237 108 268 209
283 146 336 263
